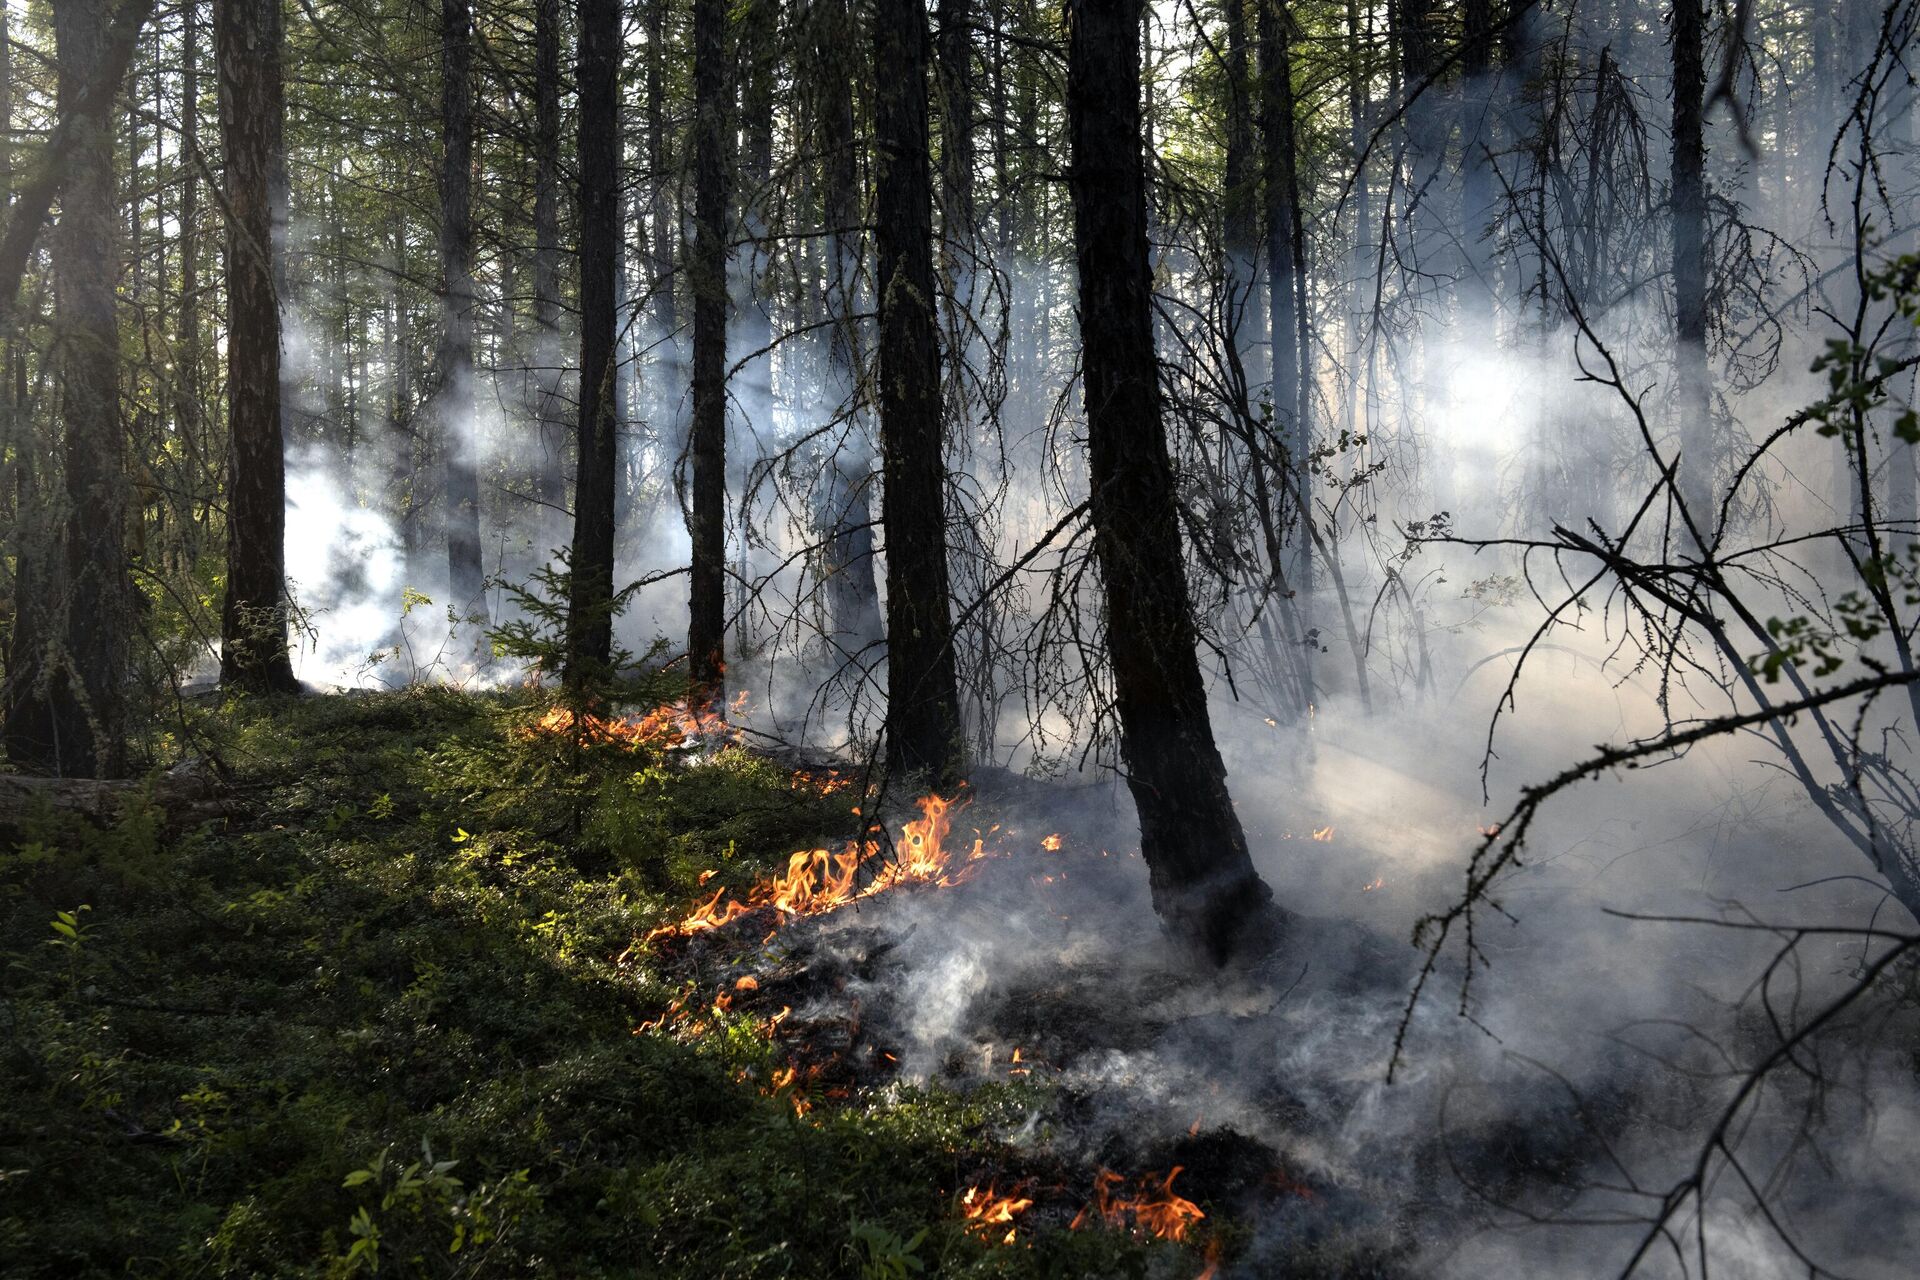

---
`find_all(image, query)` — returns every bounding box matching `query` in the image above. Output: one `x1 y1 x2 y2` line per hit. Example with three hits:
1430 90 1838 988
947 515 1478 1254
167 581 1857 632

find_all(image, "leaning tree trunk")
3 0 134 772
214 0 296 696
438 0 487 629
686 0 729 697
872 0 964 784
1670 0 1714 548
565 0 620 685
1067 0 1278 964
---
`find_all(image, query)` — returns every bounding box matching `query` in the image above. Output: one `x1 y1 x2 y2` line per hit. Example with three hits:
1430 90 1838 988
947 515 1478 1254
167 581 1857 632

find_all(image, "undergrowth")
0 687 1187 1278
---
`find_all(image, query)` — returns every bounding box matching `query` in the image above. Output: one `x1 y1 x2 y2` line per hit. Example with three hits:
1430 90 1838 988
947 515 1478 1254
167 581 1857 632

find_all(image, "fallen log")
0 765 227 843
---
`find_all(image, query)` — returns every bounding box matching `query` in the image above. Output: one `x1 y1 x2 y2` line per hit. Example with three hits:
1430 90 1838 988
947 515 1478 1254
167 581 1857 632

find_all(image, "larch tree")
215 0 298 695
872 0 964 784
1066 0 1279 963
565 0 620 684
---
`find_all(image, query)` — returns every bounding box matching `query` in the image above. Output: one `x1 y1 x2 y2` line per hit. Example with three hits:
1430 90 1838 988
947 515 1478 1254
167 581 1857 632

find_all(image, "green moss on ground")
0 689 1196 1279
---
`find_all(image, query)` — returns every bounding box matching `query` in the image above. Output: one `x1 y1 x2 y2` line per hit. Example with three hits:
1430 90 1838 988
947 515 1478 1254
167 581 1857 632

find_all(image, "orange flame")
1310 825 1335 842
1362 876 1386 892
1071 1167 1206 1242
527 694 746 753
961 1183 1034 1245
645 793 997 944
1041 833 1063 852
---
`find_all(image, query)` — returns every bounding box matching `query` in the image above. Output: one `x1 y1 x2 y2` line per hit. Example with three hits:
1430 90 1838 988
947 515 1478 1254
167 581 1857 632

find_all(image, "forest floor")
0 684 1327 1279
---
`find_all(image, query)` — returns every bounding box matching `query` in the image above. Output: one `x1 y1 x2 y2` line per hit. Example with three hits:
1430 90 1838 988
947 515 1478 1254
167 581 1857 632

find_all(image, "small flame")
646 793 1001 944
1071 1167 1206 1242
1362 876 1386 892
960 1183 1034 1245
1310 825 1335 842
1040 833 1062 851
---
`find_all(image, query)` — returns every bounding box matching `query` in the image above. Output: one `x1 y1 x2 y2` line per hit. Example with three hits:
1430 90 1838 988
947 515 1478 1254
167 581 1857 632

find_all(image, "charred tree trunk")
566 0 620 684
1670 0 1713 544
1066 0 1278 964
213 0 296 696
531 0 565 508
687 0 729 696
872 0 963 784
438 0 487 627
647 0 676 341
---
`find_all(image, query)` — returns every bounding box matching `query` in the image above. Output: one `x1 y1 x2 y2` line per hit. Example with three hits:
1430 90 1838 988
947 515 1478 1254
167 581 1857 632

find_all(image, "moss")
0 688 1194 1279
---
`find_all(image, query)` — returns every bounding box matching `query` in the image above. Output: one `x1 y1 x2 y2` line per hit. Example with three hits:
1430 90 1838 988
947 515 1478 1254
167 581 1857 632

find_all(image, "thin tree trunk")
1670 0 1713 544
1260 0 1309 594
214 0 296 695
531 0 565 508
1066 0 1278 964
687 0 729 696
1223 0 1258 376
873 0 963 783
566 0 620 683
438 0 486 627
647 0 675 340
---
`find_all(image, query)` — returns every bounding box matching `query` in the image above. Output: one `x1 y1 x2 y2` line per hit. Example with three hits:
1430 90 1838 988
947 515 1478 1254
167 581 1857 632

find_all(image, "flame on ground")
646 794 1001 944
1071 1167 1206 1242
528 692 748 752
960 1183 1034 1245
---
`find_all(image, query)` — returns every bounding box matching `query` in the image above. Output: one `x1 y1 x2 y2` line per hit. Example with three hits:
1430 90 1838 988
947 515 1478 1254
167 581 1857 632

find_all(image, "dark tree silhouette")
1066 0 1279 963
565 0 620 685
687 0 729 697
438 0 486 629
214 0 297 696
873 0 964 783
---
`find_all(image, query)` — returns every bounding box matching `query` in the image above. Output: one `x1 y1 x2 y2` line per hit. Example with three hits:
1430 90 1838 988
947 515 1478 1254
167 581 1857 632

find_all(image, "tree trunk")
1458 0 1496 323
531 0 565 509
872 0 964 784
566 0 620 684
647 0 676 341
1259 0 1309 593
214 0 296 695
687 0 729 696
1670 0 1713 545
438 0 487 627
4 0 133 771
1067 0 1278 964
1223 0 1259 376
815 0 881 650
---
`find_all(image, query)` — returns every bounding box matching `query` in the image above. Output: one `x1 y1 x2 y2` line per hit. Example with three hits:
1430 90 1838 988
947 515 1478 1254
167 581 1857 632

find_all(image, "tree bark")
1067 0 1277 963
1670 0 1713 544
873 0 964 784
687 0 729 696
1259 0 1310 592
531 0 565 508
566 0 620 684
438 0 487 626
214 0 296 696
815 0 881 649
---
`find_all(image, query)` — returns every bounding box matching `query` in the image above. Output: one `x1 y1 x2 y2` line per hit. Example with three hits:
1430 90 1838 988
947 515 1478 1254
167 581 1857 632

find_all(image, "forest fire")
527 694 748 752
644 793 1008 944
1071 1167 1207 1242
960 1184 1034 1245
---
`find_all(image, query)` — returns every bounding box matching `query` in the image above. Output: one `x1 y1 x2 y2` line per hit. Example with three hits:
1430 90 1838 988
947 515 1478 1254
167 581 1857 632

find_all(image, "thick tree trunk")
687 0 729 696
566 0 620 684
4 0 133 771
214 0 296 696
647 0 676 341
438 0 487 627
1067 0 1278 964
531 0 565 509
1670 0 1713 545
872 0 964 784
